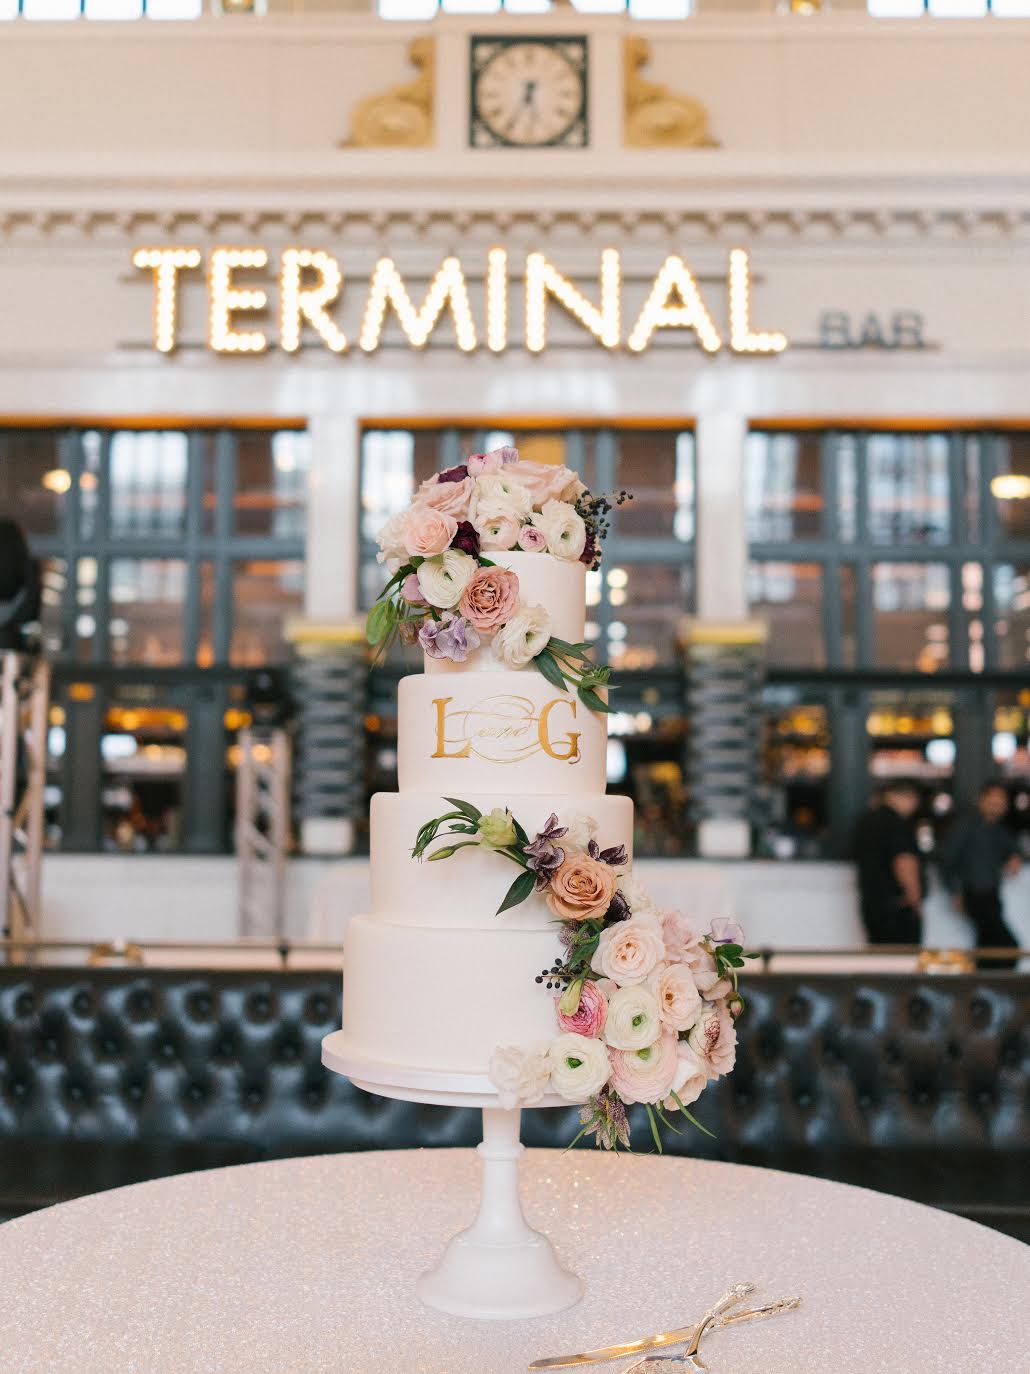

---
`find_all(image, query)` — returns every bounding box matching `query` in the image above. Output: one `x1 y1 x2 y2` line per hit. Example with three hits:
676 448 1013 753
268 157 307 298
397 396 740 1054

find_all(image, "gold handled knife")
528 1296 801 1370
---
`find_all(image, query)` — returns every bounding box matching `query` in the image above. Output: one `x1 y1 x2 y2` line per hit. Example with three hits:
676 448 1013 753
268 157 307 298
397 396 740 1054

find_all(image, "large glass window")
1 424 308 855
748 562 826 669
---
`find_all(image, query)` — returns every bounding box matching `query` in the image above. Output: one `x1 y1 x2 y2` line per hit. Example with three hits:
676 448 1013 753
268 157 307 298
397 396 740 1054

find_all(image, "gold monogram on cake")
431 695 581 764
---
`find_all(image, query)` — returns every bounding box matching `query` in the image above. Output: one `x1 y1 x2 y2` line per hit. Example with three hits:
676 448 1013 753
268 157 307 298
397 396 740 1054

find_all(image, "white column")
304 413 360 622
693 407 753 860
297 413 364 856
695 408 749 622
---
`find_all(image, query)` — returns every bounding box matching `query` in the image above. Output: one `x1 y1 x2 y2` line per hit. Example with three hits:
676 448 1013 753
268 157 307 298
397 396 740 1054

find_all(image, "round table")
0 1151 1026 1373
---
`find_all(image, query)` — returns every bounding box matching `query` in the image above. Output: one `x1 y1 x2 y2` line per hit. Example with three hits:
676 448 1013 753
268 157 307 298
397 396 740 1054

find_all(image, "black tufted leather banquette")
0 968 1027 1240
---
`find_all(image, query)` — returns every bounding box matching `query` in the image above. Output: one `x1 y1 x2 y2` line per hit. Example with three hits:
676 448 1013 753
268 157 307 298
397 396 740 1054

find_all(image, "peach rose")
402 506 457 558
458 566 520 633
546 854 618 923
415 474 475 521
607 1030 679 1106
590 911 666 987
508 461 586 506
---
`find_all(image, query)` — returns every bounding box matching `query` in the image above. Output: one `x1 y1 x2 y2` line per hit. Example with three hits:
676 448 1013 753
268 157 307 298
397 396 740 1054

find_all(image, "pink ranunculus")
590 911 666 987
402 506 458 558
607 1030 679 1106
660 908 704 964
518 524 548 552
665 1043 711 1111
458 566 520 633
401 573 426 606
686 1003 737 1078
555 979 608 1039
477 514 522 552
647 961 704 1033
507 461 586 507
468 445 519 476
415 474 475 520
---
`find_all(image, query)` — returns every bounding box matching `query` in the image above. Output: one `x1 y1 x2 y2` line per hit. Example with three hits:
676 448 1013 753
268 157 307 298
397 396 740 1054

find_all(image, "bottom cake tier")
341 914 562 1076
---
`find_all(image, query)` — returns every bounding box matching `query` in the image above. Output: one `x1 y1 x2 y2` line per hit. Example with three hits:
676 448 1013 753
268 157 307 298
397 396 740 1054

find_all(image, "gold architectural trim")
623 37 716 150
343 38 434 149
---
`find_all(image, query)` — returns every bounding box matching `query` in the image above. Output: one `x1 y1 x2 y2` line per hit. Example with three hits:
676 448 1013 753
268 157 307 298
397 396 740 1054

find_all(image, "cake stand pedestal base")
320 1033 584 1320
416 1106 583 1320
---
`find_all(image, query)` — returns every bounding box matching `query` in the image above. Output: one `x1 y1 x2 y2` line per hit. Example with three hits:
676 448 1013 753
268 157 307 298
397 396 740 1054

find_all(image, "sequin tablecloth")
0 1151 1026 1374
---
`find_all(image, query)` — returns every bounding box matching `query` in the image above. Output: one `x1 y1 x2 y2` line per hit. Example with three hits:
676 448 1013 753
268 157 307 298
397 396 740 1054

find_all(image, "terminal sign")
132 246 788 358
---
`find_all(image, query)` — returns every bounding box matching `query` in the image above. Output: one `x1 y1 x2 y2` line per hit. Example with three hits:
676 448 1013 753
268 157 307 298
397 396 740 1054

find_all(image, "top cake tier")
423 550 584 676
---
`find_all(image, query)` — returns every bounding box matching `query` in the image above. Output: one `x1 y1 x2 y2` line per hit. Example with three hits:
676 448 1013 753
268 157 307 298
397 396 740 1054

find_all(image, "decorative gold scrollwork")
624 37 716 150
343 38 435 149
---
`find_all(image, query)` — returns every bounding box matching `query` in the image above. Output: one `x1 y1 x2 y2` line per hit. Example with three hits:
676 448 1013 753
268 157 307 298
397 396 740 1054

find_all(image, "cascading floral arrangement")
367 445 629 712
413 798 755 1151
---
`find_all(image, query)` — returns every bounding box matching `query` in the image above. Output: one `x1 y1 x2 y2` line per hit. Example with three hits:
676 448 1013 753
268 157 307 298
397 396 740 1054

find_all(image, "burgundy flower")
451 520 480 557
605 890 631 923
438 464 469 484
579 531 598 566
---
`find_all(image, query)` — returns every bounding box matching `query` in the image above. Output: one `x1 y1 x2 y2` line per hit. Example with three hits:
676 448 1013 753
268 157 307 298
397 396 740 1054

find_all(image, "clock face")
470 37 588 150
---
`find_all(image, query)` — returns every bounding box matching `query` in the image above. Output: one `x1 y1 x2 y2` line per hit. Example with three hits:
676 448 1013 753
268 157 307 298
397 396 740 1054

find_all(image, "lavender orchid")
417 613 481 664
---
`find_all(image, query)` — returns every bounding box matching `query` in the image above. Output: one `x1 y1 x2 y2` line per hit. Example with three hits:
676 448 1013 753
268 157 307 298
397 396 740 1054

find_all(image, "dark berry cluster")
535 953 591 991
576 488 633 571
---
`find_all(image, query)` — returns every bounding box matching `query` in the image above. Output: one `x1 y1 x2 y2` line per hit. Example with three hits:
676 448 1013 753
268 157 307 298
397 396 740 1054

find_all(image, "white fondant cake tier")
423 551 585 676
397 672 606 795
370 791 633 930
342 915 561 1075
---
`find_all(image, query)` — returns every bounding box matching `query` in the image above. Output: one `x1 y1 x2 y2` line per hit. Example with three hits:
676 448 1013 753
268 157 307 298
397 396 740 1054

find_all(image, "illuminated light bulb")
208 246 269 354
525 248 621 353
486 247 508 354
626 255 722 354
279 248 347 354
727 248 788 355
991 473 1030 501
359 256 477 353
42 468 72 495
132 246 202 353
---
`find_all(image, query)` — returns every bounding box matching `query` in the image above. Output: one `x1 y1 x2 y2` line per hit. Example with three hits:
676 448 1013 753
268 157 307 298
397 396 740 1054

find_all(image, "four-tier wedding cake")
340 445 747 1150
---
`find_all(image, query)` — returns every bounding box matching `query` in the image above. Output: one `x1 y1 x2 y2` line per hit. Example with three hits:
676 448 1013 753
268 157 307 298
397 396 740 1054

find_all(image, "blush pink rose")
555 979 608 1039
686 1003 737 1078
665 1043 711 1110
607 1030 679 1105
415 474 475 520
660 909 704 964
590 912 666 986
403 506 457 558
458 566 520 633
507 461 586 506
693 968 734 1003
518 525 547 552
647 962 704 1033
401 573 426 606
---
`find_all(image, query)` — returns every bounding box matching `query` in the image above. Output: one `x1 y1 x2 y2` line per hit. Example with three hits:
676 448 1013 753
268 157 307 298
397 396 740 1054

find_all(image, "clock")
470 36 588 150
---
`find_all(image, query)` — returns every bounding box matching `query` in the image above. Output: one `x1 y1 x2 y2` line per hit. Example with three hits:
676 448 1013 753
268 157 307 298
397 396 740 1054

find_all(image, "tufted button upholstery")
0 969 1026 1239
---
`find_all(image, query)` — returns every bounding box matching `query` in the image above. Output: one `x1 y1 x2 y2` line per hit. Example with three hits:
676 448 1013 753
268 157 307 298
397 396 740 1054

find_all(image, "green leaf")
496 868 537 915
477 556 496 568
669 1092 717 1139
366 598 397 647
578 685 612 715
644 1103 664 1155
442 797 483 824
654 1103 683 1136
533 648 569 693
511 815 530 847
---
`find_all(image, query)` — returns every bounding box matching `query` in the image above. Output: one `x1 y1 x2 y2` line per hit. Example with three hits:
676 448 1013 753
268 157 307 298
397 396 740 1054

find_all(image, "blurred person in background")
940 782 1022 970
854 782 924 946
0 519 40 654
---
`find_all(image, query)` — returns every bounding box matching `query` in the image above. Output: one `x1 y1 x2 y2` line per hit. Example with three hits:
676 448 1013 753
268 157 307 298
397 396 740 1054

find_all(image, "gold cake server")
529 1290 801 1370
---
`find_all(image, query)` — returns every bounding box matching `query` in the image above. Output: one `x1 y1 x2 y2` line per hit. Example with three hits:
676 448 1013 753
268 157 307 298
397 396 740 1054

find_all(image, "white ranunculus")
491 603 553 669
530 500 587 562
416 549 477 610
563 811 599 851
603 984 663 1051
470 472 533 527
547 1033 611 1104
617 871 656 916
489 1044 551 1110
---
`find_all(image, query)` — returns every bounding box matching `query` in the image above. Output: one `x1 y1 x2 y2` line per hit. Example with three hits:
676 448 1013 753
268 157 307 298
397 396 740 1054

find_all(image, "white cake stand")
321 1030 584 1320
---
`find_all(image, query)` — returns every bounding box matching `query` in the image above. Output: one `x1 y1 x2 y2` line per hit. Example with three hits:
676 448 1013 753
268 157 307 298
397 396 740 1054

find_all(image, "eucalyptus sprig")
533 637 613 714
